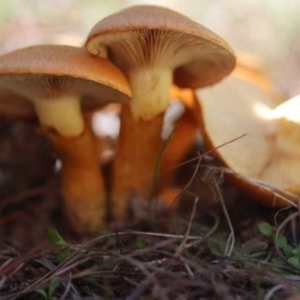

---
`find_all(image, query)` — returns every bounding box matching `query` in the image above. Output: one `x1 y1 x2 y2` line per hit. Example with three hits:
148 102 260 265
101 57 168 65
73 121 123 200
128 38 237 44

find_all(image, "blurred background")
0 0 299 96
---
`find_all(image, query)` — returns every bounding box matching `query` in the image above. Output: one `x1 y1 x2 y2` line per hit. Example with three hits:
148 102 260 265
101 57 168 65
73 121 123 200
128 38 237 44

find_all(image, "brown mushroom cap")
0 45 131 118
86 5 236 89
198 77 300 206
0 89 34 117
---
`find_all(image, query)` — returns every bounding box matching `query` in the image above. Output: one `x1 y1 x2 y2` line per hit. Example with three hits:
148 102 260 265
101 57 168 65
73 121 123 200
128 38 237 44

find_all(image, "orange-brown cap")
86 5 236 88
0 89 34 117
0 45 131 118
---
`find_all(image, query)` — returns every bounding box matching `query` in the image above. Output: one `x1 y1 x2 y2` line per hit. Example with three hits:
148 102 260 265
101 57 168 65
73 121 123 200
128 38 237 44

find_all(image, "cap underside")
198 76 300 191
0 45 131 118
86 5 235 88
0 74 129 118
87 28 235 89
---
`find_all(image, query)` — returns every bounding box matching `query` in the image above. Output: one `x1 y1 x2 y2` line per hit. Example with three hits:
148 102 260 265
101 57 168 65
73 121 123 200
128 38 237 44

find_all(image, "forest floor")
0 118 300 300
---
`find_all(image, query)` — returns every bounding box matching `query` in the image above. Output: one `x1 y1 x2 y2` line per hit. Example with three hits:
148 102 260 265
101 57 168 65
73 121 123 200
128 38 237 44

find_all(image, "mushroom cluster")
0 5 236 235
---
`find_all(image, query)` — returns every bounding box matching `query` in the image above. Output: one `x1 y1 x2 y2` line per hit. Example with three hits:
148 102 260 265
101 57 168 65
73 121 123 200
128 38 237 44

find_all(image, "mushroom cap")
86 5 236 89
0 45 131 118
0 89 34 118
198 76 300 207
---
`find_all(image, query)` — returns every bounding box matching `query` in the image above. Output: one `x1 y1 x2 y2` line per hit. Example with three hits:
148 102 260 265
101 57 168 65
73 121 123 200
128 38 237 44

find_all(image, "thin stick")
0 184 49 211
211 173 235 257
175 196 199 256
274 211 299 271
264 284 287 300
184 212 220 249
173 133 246 169
169 151 202 210
149 128 175 222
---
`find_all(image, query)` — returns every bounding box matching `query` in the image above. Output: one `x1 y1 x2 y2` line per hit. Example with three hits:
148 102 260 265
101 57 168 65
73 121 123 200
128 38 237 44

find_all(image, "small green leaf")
48 277 61 298
292 247 300 257
135 237 147 249
288 256 300 268
57 248 70 264
282 244 294 257
276 235 288 250
36 289 48 299
47 229 67 247
271 257 285 266
258 222 274 237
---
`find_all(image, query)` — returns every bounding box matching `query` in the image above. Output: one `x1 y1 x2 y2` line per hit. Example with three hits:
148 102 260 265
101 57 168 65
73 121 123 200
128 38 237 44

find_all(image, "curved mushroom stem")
160 88 201 194
34 95 106 235
111 104 163 221
43 127 106 235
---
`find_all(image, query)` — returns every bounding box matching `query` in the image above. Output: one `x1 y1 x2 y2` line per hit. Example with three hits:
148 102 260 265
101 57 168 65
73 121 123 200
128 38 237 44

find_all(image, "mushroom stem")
34 95 106 235
111 67 172 221
33 95 84 137
160 89 201 192
129 67 172 121
43 126 106 235
111 104 163 220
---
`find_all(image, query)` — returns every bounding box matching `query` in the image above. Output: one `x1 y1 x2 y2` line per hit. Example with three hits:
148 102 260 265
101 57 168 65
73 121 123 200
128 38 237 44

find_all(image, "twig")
150 128 175 223
2 231 205 299
211 172 235 257
169 149 202 210
59 274 72 300
0 184 50 211
173 134 246 169
264 284 287 300
0 211 25 226
274 206 293 228
175 196 199 256
184 212 220 249
274 211 299 271
125 273 156 300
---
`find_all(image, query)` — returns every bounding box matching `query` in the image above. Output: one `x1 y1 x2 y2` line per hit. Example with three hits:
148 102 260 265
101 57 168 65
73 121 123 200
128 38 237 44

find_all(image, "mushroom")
0 45 131 234
198 70 300 207
85 5 236 221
